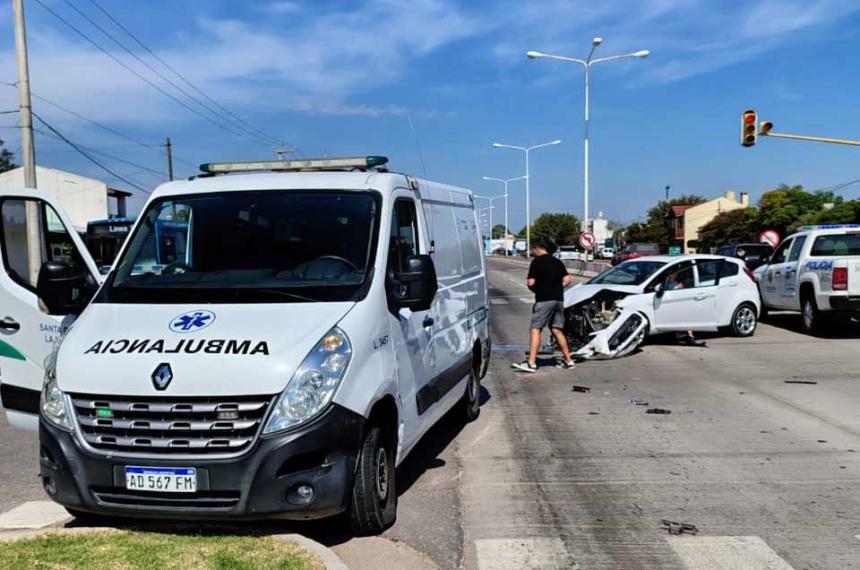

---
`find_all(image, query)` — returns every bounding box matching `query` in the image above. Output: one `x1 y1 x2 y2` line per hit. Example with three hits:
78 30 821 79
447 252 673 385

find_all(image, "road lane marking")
667 536 794 570
474 537 573 570
0 501 70 530
490 298 509 305
519 297 532 304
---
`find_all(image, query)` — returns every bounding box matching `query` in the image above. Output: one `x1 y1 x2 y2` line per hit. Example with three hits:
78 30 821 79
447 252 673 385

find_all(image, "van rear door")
0 189 99 430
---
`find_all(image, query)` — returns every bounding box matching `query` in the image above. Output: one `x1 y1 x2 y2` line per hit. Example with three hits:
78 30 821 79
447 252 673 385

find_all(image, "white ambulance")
0 156 489 534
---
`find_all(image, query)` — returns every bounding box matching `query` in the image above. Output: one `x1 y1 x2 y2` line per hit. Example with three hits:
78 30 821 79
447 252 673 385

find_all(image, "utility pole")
14 0 42 285
665 185 670 200
13 0 36 187
165 137 174 181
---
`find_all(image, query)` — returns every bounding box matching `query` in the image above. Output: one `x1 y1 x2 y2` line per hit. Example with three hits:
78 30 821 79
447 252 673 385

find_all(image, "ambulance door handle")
422 316 435 328
0 317 20 332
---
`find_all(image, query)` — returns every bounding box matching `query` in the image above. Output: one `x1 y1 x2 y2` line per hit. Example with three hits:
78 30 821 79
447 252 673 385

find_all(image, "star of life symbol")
169 310 215 333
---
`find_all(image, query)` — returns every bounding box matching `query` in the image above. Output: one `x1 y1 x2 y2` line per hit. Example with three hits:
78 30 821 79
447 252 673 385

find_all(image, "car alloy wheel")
735 306 757 335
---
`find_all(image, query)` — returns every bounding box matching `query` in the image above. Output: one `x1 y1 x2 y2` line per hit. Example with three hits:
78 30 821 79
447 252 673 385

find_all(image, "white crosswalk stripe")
667 536 795 570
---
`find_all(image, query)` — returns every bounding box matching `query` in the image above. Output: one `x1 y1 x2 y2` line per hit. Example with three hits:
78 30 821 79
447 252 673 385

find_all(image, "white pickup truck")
756 224 860 333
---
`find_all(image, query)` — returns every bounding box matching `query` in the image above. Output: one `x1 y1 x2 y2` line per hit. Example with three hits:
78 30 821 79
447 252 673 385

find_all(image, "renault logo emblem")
152 363 173 391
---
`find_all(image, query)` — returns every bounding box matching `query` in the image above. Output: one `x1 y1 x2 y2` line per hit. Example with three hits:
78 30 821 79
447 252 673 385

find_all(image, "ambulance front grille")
70 393 275 457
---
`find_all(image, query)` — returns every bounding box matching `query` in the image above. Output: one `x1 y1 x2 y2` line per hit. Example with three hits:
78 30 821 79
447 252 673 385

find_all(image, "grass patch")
0 530 325 570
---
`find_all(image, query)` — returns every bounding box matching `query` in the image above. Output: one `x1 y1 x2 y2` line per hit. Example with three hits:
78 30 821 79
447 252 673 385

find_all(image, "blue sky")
2 0 860 226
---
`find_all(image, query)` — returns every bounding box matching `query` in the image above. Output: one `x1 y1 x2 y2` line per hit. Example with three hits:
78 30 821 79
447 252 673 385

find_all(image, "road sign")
668 245 682 256
759 229 780 247
579 231 596 250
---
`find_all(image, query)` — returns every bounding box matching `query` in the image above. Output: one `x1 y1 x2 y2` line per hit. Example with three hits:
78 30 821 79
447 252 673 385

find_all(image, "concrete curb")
277 533 351 570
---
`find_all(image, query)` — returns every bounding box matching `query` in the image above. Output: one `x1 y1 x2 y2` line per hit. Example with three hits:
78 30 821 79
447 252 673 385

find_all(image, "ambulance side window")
0 198 88 292
389 199 419 272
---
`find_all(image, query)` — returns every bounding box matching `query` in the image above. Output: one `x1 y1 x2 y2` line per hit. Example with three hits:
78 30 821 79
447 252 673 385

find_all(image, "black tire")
460 368 481 422
730 303 758 337
758 302 769 322
348 424 396 535
801 294 825 335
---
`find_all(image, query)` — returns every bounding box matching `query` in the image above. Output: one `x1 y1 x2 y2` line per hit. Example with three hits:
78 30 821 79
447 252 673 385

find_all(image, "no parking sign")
759 229 780 247
579 231 596 250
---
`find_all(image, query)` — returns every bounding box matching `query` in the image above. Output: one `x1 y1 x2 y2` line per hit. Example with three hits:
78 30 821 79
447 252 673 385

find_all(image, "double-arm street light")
481 175 527 239
527 38 649 241
492 140 561 257
475 194 506 240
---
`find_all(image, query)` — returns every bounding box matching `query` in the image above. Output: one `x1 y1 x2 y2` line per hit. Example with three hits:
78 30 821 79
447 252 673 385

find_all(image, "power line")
35 127 166 180
0 81 196 169
87 0 289 149
33 112 151 194
32 0 272 148
61 0 279 148
0 110 19 115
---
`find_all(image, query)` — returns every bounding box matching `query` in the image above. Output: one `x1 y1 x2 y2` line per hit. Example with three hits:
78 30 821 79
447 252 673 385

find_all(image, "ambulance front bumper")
38 404 365 521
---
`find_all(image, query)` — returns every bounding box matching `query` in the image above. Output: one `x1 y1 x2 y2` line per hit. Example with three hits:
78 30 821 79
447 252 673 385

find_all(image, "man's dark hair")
533 238 557 254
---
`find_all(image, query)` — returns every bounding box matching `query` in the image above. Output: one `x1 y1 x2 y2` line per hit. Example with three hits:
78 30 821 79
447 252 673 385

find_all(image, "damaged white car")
562 255 761 359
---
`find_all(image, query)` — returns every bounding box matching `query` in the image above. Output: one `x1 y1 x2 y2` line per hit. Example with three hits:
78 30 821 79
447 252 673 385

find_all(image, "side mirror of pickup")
389 254 438 312
37 261 93 316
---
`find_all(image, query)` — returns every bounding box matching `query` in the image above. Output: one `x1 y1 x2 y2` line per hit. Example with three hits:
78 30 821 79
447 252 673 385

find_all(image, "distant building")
591 211 612 248
668 191 750 253
0 166 132 233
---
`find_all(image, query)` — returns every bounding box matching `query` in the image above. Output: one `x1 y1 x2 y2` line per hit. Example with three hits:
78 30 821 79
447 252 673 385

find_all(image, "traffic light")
741 109 757 147
760 121 773 136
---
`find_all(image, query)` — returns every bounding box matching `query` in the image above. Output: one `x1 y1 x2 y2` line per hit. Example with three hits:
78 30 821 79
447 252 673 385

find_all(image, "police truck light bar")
199 156 389 174
741 109 757 147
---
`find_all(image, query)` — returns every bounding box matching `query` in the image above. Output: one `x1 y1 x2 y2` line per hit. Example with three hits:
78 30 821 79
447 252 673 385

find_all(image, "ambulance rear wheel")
460 368 481 422
348 424 396 535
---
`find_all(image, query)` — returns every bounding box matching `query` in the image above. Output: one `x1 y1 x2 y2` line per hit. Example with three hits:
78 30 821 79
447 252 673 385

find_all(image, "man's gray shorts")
531 300 565 330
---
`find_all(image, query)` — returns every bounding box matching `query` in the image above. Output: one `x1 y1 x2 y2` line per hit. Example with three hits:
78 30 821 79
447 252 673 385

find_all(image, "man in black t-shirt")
512 239 576 373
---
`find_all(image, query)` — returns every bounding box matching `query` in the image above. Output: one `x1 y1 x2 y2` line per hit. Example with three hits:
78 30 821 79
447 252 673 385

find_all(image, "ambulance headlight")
264 327 352 434
40 354 73 431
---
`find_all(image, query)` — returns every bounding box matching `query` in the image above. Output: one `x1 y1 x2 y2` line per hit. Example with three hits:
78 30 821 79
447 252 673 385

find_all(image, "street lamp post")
482 175 527 239
527 39 649 253
492 140 561 257
475 193 507 240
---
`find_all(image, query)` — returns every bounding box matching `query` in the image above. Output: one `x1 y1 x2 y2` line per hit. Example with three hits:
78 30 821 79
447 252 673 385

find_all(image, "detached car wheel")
731 303 758 337
349 424 397 535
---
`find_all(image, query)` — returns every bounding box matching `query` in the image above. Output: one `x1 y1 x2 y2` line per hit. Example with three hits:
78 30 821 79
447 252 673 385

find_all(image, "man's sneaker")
556 360 576 370
512 361 537 373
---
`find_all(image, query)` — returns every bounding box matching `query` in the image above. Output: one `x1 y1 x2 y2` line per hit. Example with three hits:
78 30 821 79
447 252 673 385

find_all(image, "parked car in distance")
600 247 614 259
556 246 583 261
716 242 773 270
612 242 660 265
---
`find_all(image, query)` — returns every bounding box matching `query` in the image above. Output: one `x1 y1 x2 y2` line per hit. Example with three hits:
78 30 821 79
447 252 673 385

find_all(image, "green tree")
0 137 16 173
757 184 841 235
491 224 506 239
530 212 580 247
811 200 860 226
697 208 759 252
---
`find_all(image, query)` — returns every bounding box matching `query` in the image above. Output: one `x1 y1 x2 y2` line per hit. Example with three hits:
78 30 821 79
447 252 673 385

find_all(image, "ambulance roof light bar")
199 156 389 174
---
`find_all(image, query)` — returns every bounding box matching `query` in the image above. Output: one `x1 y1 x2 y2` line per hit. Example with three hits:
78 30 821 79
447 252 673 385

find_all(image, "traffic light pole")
760 131 860 147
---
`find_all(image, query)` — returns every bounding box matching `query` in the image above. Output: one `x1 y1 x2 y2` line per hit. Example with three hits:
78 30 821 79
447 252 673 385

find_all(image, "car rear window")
810 233 860 256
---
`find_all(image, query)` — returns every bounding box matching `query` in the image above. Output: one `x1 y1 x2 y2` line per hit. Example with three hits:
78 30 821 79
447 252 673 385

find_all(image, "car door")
0 190 100 430
761 238 793 309
653 260 718 331
780 235 807 308
385 193 436 446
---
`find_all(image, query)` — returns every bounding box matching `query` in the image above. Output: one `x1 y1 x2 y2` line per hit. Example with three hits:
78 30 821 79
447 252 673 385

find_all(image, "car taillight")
833 267 848 290
743 267 757 282
627 252 640 259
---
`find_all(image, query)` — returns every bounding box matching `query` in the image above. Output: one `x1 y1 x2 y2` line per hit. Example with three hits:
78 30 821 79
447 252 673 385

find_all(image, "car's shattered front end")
562 287 649 360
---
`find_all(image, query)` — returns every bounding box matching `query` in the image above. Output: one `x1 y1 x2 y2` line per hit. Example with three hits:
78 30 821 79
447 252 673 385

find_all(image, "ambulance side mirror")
36 261 93 316
390 254 438 312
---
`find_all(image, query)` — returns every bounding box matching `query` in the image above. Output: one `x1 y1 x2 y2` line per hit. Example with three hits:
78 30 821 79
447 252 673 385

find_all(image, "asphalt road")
2 256 859 569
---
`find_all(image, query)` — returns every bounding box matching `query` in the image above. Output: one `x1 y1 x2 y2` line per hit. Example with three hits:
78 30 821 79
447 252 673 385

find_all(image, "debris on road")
629 399 649 406
784 379 818 385
646 408 672 415
572 385 591 393
661 520 699 535
588 412 600 415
